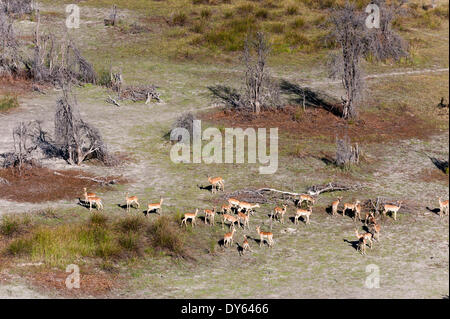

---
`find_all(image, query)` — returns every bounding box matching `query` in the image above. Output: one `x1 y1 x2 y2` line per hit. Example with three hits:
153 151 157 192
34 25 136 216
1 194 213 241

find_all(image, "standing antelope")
208 176 225 193
438 197 449 217
354 203 363 221
369 222 381 242
331 197 342 216
125 193 140 212
256 226 274 247
382 201 403 221
221 203 232 215
88 196 103 211
355 229 373 250
237 201 260 215
237 211 250 229
271 205 287 223
222 213 239 229
181 209 199 227
228 198 241 211
223 226 236 248
204 207 216 226
294 208 312 225
242 235 252 254
147 197 164 215
298 194 316 206
356 236 367 255
343 200 360 218
83 187 96 203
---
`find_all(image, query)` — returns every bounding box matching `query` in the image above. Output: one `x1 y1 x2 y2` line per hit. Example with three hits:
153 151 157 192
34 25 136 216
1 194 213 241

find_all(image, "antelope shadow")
343 239 359 251
429 157 449 174
426 206 441 216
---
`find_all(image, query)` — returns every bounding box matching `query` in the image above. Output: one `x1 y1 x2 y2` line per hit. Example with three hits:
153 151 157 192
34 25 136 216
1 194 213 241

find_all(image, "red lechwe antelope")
369 221 381 242
227 198 241 212
355 229 373 254
204 207 216 226
223 226 236 248
382 201 403 221
271 204 287 223
208 176 224 194
181 209 199 227
221 203 232 215
298 194 316 206
241 235 252 255
222 213 239 229
87 196 103 211
147 197 164 215
237 211 250 229
343 200 361 218
83 187 96 202
294 208 312 225
237 201 260 215
256 226 274 247
331 197 342 216
125 193 140 212
438 197 449 217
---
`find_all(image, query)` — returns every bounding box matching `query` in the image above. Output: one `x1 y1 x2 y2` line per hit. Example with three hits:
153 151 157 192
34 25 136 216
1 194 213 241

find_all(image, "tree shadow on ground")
280 80 343 117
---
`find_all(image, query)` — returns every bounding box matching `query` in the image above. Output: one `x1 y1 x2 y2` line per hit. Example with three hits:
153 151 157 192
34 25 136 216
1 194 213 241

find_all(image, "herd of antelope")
82 176 449 256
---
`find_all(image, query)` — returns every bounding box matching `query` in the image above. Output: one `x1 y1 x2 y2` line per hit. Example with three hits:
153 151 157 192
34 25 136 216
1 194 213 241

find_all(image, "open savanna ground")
0 0 448 298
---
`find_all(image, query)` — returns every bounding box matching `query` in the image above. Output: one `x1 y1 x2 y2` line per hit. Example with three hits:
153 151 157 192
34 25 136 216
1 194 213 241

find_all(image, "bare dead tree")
329 1 409 120
0 10 20 76
29 10 97 86
54 86 112 165
104 5 118 26
335 135 360 168
210 32 282 113
365 0 409 62
329 3 366 119
170 112 196 143
0 0 34 16
242 32 281 114
1 121 41 172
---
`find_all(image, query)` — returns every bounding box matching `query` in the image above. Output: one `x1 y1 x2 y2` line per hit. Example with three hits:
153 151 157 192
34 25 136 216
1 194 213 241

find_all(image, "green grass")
0 95 19 112
3 214 187 268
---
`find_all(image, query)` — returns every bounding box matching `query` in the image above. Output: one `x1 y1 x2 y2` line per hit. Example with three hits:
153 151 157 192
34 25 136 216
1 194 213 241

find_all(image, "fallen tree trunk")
53 171 120 185
221 182 363 204
306 182 363 196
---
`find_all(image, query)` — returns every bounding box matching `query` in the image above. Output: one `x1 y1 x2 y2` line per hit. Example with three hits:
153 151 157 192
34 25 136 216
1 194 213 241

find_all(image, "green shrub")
116 215 147 233
148 216 185 257
255 9 269 20
200 9 212 19
0 215 31 237
0 95 19 112
173 12 188 26
286 6 298 15
7 238 33 256
89 213 108 227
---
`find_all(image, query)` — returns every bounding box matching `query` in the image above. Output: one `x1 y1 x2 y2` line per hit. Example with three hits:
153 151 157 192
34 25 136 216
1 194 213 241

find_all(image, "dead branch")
0 177 10 185
106 95 120 107
104 5 118 26
53 171 120 185
306 182 363 196
119 85 161 103
219 183 364 204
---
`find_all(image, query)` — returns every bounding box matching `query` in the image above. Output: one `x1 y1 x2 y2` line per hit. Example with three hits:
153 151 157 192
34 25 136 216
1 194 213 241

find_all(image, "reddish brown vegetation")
26 269 118 297
200 106 440 143
0 167 123 203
